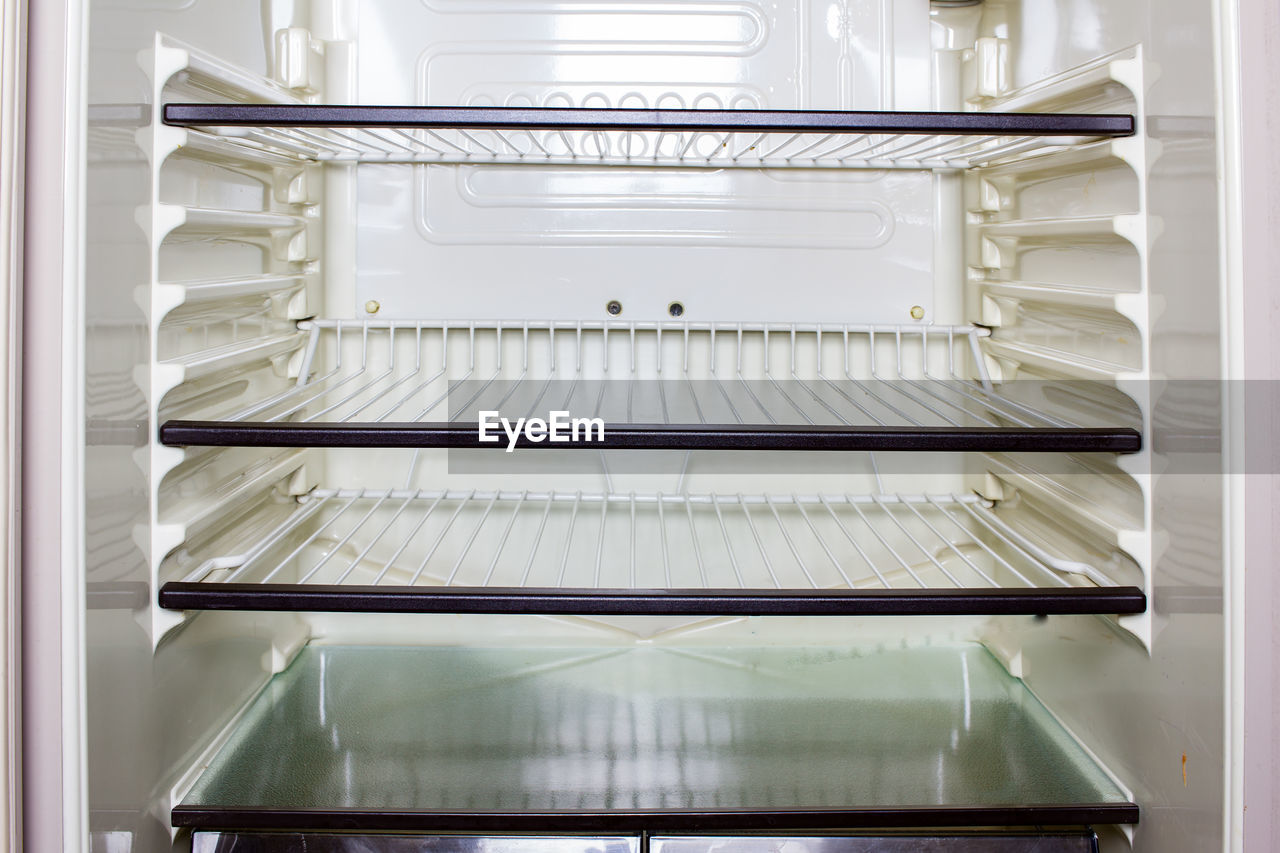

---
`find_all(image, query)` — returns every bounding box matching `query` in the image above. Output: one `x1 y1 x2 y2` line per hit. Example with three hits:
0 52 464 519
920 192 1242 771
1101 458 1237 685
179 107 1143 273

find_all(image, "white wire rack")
158 321 1141 453
161 105 1134 170
159 490 1145 614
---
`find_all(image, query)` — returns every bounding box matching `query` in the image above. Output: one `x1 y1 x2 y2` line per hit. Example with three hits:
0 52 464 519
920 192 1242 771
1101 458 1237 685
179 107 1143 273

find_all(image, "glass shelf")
175 643 1137 832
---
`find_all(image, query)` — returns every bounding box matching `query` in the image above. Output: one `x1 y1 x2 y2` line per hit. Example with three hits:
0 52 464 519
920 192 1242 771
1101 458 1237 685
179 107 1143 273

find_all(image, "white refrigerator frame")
7 0 1280 850
0 0 23 845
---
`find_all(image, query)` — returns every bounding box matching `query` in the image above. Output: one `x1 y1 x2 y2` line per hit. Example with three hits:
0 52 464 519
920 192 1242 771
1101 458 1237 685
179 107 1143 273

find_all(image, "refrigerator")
12 0 1280 850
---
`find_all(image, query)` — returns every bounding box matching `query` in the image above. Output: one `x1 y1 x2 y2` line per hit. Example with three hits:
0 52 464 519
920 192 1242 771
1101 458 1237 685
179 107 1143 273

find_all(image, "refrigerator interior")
73 0 1226 850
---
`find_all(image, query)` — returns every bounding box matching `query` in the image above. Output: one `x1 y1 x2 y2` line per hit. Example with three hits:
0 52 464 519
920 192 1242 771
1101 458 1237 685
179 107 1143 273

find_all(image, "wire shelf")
158 321 1142 453
158 490 1145 615
162 105 1134 170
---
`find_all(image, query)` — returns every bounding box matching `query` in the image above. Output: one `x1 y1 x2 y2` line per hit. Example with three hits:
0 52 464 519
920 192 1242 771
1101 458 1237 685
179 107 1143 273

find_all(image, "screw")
668 301 685 318
909 305 925 320
365 300 381 315
606 300 623 316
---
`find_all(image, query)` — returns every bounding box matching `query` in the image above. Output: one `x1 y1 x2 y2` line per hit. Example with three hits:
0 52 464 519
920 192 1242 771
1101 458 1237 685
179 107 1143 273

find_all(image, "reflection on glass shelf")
176 643 1135 831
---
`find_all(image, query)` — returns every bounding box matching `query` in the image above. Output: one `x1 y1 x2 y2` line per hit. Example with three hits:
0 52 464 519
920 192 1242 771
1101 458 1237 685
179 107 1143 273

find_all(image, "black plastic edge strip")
158 585 1148 616
159 422 1143 453
186 832 1100 853
171 803 1139 831
163 105 1136 138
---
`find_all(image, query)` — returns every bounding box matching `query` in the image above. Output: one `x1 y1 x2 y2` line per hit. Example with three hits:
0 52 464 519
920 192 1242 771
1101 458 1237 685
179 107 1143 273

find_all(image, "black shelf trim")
159 584 1148 616
159 421 1142 453
171 803 1139 832
163 104 1135 138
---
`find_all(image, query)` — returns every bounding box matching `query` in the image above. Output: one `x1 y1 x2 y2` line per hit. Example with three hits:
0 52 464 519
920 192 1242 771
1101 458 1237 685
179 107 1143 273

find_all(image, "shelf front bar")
172 803 1139 832
158 421 1143 453
163 104 1136 137
158 584 1148 616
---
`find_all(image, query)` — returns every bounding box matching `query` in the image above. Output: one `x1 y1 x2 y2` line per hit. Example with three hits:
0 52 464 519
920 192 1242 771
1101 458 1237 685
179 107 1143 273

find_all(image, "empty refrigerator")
14 0 1272 850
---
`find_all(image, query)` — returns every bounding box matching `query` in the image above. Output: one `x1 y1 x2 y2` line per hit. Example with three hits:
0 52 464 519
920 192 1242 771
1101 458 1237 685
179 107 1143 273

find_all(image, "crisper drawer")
191 833 1102 852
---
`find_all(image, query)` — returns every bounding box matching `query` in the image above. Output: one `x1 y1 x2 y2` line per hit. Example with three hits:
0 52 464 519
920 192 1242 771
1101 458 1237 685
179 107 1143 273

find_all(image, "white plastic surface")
967 48 1154 647
353 0 938 325
0 0 21 840
357 163 935 324
23 0 89 848
136 34 315 643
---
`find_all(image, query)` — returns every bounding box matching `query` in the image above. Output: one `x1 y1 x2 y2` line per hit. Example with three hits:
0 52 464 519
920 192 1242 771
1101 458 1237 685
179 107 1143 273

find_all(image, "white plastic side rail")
971 46 1157 649
134 33 313 644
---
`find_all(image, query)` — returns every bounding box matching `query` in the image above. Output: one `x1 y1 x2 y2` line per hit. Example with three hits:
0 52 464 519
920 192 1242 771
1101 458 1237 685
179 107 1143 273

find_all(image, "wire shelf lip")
162 104 1136 137
301 319 988 334
158 583 1147 615
170 803 1139 832
163 491 1139 605
158 421 1142 453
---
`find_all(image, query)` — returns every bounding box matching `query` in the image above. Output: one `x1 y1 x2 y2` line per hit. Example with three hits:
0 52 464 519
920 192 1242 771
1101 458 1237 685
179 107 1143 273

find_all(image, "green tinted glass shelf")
175 643 1136 832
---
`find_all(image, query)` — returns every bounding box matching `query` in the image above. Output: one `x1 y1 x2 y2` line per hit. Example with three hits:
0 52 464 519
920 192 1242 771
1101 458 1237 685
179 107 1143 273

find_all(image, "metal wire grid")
175 490 1117 593
204 321 1087 432
174 124 1115 170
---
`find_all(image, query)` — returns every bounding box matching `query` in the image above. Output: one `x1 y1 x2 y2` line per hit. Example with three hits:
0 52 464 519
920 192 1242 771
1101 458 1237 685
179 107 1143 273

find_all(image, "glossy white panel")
358 163 933 323
355 0 938 324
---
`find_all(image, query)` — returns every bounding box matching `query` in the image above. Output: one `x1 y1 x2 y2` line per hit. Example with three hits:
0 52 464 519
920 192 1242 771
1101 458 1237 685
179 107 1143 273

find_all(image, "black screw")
668 301 685 318
606 300 623 316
